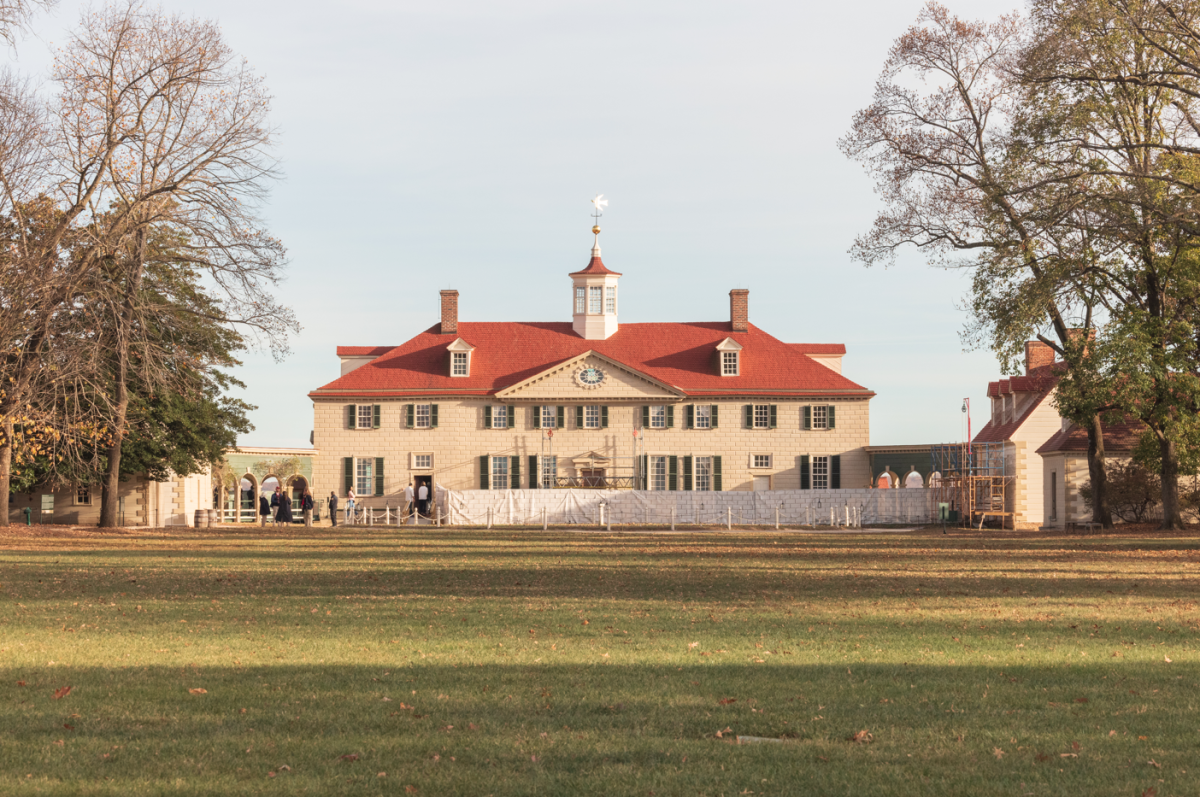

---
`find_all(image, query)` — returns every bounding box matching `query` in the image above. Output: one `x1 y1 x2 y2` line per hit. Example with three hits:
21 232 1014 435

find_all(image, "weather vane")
591 194 608 234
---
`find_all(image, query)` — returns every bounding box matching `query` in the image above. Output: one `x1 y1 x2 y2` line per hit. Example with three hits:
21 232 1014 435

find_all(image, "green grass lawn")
2 526 1199 796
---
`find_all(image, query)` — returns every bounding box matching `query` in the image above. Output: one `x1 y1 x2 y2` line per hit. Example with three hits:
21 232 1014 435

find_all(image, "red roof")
311 322 872 399
789 344 846 355
568 253 621 277
973 363 1062 443
1036 417 1145 455
337 346 395 357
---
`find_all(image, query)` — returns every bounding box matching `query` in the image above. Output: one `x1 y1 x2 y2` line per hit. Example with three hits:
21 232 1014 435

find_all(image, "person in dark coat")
276 492 294 525
328 491 338 527
271 486 283 527
258 494 271 527
301 489 314 527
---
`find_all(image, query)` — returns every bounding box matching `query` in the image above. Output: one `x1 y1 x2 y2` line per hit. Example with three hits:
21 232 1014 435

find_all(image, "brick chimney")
439 290 458 335
1024 340 1055 374
730 289 749 332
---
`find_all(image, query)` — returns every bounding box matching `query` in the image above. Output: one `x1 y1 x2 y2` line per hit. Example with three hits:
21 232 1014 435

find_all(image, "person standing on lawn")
328 491 338 527
404 482 414 522
258 493 271 527
271 486 283 527
276 491 294 525
301 488 314 527
417 482 429 520
345 488 356 525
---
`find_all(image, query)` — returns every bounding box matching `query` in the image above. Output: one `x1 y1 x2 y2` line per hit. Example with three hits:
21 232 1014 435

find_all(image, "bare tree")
0 0 55 45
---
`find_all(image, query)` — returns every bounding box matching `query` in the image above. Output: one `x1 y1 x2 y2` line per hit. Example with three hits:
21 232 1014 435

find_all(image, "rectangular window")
356 458 374 496
1051 472 1058 520
589 286 602 313
812 455 830 489
752 454 772 469
694 404 711 429
493 405 508 429
605 286 616 314
650 456 667 491
541 405 557 429
76 485 91 505
414 454 432 470
722 351 739 376
811 405 828 430
753 404 770 429
575 287 585 313
649 405 666 429
357 405 373 429
491 456 509 490
695 456 712 492
451 351 468 376
415 404 431 428
541 455 557 488
584 405 601 428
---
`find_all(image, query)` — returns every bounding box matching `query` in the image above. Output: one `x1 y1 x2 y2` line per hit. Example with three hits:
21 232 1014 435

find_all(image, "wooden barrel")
194 509 206 528
207 508 218 527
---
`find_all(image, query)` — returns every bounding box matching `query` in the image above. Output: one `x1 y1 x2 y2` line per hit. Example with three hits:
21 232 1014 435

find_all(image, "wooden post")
727 506 732 530
671 506 675 531
487 506 492 529
542 507 547 531
775 505 779 530
606 503 611 532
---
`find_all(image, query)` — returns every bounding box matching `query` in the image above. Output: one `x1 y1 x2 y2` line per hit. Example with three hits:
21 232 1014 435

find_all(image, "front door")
414 475 433 517
753 475 771 491
581 469 605 488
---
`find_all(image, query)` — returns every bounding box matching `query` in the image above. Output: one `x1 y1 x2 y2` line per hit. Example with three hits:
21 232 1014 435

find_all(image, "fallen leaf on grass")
267 772 276 778
63 724 74 731
1060 753 1078 758
279 765 290 771
188 688 207 695
1164 656 1172 663
54 739 64 746
377 772 386 778
847 730 873 744
1143 788 1158 797
993 748 1004 759
1073 697 1088 704
339 754 359 762
718 698 738 705
17 681 25 687
405 787 418 794
52 686 71 700
1035 753 1051 762
468 723 479 731
1148 759 1161 769
714 726 733 738
1109 730 1118 737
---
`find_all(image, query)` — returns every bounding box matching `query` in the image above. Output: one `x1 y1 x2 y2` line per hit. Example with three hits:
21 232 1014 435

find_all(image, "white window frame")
694 404 711 429
75 484 92 506
411 452 433 470
649 405 666 429
694 456 713 492
451 351 469 376
589 286 602 314
650 455 667 491
811 455 830 490
492 405 509 429
415 404 431 429
541 406 557 429
584 405 601 429
575 287 585 313
722 351 739 376
541 455 557 488
355 457 374 496
491 456 509 490
605 286 616 314
357 404 374 429
811 405 828 430
753 404 770 429
750 454 772 469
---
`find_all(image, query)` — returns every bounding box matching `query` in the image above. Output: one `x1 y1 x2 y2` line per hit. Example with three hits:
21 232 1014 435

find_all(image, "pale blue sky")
16 0 1023 448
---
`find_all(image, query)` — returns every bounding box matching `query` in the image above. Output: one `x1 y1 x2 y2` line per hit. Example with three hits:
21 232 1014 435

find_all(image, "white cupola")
570 225 621 340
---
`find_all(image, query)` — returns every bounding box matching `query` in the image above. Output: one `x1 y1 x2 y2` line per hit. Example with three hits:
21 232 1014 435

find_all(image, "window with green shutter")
803 405 812 430
344 457 354 495
800 455 810 490
373 405 381 429
665 405 674 428
668 456 678 491
405 404 414 428
642 405 650 428
711 405 719 428
374 458 384 496
529 456 539 489
430 405 439 428
484 406 492 428
479 455 489 490
828 405 836 429
511 456 521 489
831 455 841 489
682 455 693 491
601 406 609 428
713 456 723 491
686 405 694 429
769 405 777 429
744 404 753 428
575 406 584 429
347 405 357 429
556 406 565 429
532 405 541 428
640 454 648 489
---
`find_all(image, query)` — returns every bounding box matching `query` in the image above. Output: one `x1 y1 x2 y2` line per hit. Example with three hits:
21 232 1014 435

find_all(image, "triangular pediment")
496 351 684 400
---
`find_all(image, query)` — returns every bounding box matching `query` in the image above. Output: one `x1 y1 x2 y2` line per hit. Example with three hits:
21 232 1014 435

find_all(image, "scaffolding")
930 442 1013 529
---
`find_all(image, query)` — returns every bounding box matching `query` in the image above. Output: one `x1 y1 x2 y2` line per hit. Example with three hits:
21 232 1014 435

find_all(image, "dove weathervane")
591 194 608 234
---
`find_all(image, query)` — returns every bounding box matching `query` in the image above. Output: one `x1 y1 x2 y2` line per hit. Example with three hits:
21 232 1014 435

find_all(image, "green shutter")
744 404 753 428
529 455 539 489
601 406 609 428
430 404 439 428
642 405 650 428
532 405 541 429
510 407 518 429
347 405 356 429
406 404 414 428
640 454 648 489
375 457 384 496
556 406 564 429
831 455 841 489
803 405 812 430
373 405 381 429
666 405 674 428
484 405 492 428
682 455 693 491
713 456 722 491
828 405 836 430
800 455 810 490
576 405 584 429
711 405 719 428
686 404 694 429
668 456 678 491
511 456 520 489
480 455 489 490
344 457 353 494
769 405 777 429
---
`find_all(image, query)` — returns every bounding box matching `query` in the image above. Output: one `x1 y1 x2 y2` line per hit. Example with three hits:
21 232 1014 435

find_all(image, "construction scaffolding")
930 442 1013 529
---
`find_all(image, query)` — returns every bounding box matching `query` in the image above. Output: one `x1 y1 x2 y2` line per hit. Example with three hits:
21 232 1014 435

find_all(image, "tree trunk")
0 416 12 527
1159 435 1184 529
98 382 128 528
1085 413 1113 528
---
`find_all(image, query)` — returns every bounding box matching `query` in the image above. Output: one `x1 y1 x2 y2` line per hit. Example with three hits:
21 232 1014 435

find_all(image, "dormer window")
446 337 475 378
715 337 743 376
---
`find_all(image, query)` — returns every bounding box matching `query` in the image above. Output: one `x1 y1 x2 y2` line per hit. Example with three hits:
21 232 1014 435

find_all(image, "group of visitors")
257 485 315 528
324 482 430 526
